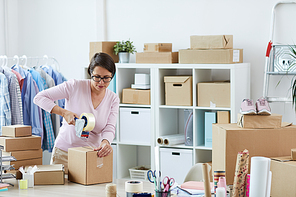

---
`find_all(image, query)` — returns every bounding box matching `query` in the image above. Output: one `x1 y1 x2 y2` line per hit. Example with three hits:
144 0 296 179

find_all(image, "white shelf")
84 62 250 179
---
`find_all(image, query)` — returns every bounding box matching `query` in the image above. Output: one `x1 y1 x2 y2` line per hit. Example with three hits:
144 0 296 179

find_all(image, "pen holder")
155 190 170 197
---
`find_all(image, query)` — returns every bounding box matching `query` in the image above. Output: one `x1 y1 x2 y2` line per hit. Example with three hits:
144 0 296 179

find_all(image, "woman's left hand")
94 139 112 158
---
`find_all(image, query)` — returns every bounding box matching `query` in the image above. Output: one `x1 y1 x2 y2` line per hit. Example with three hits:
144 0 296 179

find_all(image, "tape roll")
125 181 143 193
80 113 95 131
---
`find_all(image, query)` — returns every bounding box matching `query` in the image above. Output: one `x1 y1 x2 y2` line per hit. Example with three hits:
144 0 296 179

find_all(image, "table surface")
0 178 156 197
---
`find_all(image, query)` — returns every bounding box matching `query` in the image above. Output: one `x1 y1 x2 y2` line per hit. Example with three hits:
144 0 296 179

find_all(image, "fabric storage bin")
120 108 151 144
160 148 193 183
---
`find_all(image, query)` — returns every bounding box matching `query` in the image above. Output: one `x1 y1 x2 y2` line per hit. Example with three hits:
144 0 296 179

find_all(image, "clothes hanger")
3 55 8 67
0 56 4 67
20 55 28 67
13 55 19 66
41 55 50 69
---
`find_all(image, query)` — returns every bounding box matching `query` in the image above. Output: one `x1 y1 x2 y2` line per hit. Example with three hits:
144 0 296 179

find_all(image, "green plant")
113 40 136 55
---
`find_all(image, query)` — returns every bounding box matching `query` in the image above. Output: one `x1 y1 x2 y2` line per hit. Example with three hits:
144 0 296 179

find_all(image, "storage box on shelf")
83 63 250 180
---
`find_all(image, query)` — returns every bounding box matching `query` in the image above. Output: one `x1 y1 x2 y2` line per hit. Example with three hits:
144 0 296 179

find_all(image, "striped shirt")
0 73 11 134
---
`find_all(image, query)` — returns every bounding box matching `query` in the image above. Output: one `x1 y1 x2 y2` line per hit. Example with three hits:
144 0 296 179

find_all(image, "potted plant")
113 40 136 63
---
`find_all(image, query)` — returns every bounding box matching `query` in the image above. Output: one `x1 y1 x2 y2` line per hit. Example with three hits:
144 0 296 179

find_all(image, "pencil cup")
19 179 28 190
155 190 170 197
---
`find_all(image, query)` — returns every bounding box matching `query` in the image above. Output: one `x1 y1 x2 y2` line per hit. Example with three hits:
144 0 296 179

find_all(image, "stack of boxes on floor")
0 125 42 170
136 43 178 63
212 112 296 196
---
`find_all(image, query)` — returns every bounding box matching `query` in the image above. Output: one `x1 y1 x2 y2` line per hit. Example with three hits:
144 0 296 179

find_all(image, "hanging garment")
12 65 43 137
30 68 55 152
14 76 23 124
0 72 11 134
0 67 22 125
11 69 24 91
35 67 60 138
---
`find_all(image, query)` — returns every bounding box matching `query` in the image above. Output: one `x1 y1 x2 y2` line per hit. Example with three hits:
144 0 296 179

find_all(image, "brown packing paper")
232 149 249 197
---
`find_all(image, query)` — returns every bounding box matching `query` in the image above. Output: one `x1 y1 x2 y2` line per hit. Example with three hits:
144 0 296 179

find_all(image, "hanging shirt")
11 69 24 91
0 67 22 125
14 76 23 125
33 79 119 152
41 65 65 126
30 68 55 152
0 73 11 134
12 65 43 137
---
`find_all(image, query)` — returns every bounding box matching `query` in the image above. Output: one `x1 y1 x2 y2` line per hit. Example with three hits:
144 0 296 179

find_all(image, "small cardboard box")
136 52 178 63
0 135 41 152
68 146 113 185
217 111 230 124
3 149 42 161
122 88 150 105
4 158 42 170
143 43 172 52
2 125 32 137
33 164 65 185
237 113 282 129
164 76 192 106
179 49 243 64
212 123 296 185
89 41 119 63
197 82 230 108
190 35 233 49
270 156 296 197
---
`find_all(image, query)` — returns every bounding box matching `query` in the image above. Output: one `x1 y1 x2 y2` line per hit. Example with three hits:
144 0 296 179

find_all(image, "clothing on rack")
0 73 11 134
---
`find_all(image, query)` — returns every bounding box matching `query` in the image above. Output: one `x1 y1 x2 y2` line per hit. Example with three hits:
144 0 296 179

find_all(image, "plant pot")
118 52 130 63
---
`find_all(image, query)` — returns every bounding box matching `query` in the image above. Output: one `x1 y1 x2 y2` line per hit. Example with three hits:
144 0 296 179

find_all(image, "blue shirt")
0 73 11 134
12 65 43 136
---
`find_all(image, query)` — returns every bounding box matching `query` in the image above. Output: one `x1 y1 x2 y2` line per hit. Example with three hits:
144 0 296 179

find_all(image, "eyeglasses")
91 75 112 83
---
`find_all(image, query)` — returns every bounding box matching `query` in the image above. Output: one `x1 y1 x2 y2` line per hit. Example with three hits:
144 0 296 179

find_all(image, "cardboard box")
2 125 32 137
144 43 172 52
179 49 243 64
3 149 42 161
89 41 119 63
197 82 230 107
136 52 178 63
4 158 42 170
237 113 282 129
122 88 150 105
164 76 192 106
190 35 233 49
217 111 230 124
33 164 64 185
0 135 41 152
68 146 113 185
212 123 296 185
292 149 296 160
270 156 296 197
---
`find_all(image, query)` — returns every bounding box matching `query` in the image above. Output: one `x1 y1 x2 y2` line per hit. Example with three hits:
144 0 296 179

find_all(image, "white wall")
1 0 296 122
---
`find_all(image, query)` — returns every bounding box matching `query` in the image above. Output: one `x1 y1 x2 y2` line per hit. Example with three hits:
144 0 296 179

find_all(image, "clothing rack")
0 55 60 71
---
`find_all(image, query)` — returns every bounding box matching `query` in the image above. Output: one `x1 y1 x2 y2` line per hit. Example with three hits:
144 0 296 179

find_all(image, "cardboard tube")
202 163 211 197
157 137 163 144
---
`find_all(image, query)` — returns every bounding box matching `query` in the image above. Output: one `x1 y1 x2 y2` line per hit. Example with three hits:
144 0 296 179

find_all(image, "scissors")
147 170 161 189
162 176 175 192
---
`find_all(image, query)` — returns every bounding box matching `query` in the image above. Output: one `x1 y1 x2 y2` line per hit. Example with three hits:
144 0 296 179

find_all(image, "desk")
1 178 155 197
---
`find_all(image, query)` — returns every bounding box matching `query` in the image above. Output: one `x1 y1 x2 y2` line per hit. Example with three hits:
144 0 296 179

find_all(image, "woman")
34 53 119 173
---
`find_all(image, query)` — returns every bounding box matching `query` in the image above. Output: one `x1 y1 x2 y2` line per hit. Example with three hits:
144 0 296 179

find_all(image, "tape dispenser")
74 113 95 138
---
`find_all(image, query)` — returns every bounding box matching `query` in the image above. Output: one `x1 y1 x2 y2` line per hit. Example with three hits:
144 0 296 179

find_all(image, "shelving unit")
0 145 16 185
84 63 250 181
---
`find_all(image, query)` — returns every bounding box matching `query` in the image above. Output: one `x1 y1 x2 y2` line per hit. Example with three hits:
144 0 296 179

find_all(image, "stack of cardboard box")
0 125 42 170
212 113 296 188
136 43 178 63
179 35 243 64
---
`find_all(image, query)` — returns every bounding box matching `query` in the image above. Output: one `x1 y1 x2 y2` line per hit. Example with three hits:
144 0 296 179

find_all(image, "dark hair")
87 53 116 78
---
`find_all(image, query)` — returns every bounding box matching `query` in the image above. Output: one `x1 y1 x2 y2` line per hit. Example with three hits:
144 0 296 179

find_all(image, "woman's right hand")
62 110 79 126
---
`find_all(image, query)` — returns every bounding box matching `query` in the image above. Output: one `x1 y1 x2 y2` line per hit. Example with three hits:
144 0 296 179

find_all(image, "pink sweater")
33 79 119 152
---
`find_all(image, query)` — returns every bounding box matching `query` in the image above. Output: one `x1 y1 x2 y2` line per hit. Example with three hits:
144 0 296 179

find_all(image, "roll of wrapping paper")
157 134 185 145
202 163 211 197
232 149 249 197
214 171 225 195
245 174 250 197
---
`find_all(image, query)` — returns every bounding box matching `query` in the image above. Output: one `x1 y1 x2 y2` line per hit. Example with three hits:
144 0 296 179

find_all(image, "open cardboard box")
212 122 295 185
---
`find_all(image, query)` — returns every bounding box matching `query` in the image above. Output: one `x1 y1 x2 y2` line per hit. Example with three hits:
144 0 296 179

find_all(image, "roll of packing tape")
80 113 95 131
125 181 143 194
